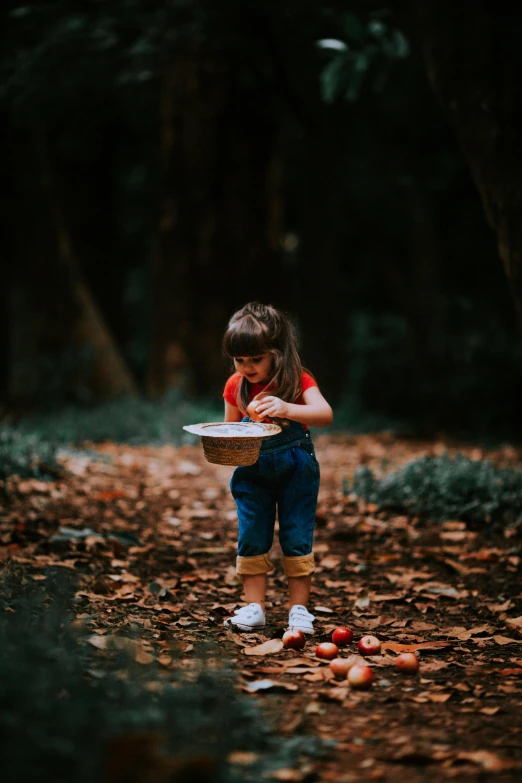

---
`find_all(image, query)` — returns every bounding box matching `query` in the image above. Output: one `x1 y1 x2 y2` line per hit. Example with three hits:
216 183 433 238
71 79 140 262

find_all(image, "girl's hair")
223 302 306 413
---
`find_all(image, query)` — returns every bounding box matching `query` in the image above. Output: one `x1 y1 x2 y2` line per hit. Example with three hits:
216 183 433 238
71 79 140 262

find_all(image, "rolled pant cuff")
236 553 275 575
283 553 315 577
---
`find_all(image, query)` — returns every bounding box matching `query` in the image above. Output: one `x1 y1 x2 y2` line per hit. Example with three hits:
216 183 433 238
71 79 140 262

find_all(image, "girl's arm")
224 401 243 422
254 386 333 427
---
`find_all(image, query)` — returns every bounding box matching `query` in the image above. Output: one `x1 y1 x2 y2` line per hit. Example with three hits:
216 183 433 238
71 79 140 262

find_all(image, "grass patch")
0 566 331 783
351 452 522 528
12 390 220 447
0 424 62 480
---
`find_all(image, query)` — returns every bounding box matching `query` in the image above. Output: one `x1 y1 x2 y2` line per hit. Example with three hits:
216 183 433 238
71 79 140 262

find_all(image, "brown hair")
223 302 308 413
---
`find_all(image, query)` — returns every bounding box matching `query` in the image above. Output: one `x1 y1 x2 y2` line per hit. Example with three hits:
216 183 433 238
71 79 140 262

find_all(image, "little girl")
222 302 333 635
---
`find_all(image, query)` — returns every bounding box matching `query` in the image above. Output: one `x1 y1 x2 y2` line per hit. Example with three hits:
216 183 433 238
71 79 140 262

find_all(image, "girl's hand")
254 395 289 419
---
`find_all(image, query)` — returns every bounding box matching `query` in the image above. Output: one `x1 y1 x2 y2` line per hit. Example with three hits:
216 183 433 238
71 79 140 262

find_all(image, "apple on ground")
332 626 353 647
329 657 357 678
282 629 306 650
358 635 381 655
315 642 339 660
347 664 374 690
395 652 419 673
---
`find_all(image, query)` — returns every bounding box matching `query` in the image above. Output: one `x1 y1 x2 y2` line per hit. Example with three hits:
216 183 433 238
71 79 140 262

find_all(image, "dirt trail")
2 432 522 781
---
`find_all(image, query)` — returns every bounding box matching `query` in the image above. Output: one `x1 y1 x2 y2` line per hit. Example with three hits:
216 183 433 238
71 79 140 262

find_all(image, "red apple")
282 629 306 650
348 664 373 690
395 652 419 673
358 635 381 656
246 400 264 423
315 642 339 660
332 626 353 647
329 657 356 678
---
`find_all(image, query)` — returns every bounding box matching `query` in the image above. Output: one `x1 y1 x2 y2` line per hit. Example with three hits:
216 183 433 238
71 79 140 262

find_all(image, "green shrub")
0 567 330 783
15 390 220 446
0 424 61 480
351 452 522 527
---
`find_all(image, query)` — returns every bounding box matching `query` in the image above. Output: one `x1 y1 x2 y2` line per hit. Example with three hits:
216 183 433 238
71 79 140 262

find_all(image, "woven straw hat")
183 421 281 466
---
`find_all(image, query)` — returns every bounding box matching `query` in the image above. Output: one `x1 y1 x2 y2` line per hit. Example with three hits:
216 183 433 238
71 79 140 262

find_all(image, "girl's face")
233 353 273 385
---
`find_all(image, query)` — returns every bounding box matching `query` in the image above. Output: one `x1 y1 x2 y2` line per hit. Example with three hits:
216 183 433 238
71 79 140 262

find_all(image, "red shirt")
223 371 318 428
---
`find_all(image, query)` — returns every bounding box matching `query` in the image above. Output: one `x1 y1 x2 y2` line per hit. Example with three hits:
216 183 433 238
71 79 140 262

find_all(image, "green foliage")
14 390 221 447
0 424 61 480
0 567 331 783
318 14 409 104
351 452 522 528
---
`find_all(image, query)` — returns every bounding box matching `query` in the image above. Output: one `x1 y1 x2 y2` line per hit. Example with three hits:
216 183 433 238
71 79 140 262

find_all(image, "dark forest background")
2 0 522 441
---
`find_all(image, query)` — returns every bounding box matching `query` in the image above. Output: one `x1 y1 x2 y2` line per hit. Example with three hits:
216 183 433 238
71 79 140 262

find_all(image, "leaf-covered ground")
2 433 522 782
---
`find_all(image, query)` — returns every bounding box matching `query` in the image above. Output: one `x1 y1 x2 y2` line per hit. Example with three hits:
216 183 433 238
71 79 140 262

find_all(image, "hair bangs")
223 317 269 358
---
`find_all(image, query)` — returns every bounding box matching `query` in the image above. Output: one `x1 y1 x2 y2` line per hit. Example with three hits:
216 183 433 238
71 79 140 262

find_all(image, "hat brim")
183 421 281 438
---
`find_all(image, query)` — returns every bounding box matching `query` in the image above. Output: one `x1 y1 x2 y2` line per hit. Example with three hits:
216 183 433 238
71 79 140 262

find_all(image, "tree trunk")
7 126 139 406
399 1 522 317
147 51 285 399
298 111 347 403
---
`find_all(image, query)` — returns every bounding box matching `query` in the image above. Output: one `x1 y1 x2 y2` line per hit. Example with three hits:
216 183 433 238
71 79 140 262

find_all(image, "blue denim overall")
230 419 320 559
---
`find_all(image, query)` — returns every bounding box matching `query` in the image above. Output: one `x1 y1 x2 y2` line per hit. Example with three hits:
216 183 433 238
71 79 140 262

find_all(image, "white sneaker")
288 604 315 635
223 602 266 632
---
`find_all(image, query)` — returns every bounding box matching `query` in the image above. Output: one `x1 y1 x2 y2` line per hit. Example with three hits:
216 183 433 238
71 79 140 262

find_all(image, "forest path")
3 432 522 782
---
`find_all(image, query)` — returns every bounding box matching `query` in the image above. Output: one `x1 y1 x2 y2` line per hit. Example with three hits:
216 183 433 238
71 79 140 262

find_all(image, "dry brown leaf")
227 751 258 766
493 635 522 646
319 556 341 569
456 750 518 772
480 707 500 715
382 641 451 653
303 671 325 682
271 768 308 782
320 686 349 702
354 593 370 610
242 639 284 656
488 599 513 613
443 558 487 575
427 692 452 703
505 616 522 636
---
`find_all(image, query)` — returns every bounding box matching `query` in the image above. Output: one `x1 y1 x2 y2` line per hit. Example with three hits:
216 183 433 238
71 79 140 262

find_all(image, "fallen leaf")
415 582 467 599
420 660 452 672
427 692 452 703
382 641 451 653
319 556 341 569
443 558 487 575
354 593 370 610
271 768 308 782
227 751 258 766
488 599 513 613
505 616 522 636
242 639 284 656
455 750 518 772
493 636 522 646
480 707 500 715
303 671 325 682
320 686 349 702
243 679 298 693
